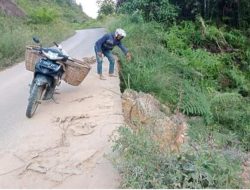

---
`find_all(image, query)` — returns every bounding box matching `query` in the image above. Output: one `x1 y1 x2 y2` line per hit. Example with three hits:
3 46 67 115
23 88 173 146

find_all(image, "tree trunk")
237 0 240 27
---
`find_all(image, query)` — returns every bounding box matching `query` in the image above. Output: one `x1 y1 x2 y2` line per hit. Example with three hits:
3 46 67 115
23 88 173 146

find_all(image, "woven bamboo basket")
25 45 40 72
61 58 91 86
25 45 91 86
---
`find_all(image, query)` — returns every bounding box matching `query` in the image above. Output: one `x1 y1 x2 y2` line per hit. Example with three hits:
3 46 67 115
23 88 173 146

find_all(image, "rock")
122 89 188 152
122 89 165 124
122 89 137 123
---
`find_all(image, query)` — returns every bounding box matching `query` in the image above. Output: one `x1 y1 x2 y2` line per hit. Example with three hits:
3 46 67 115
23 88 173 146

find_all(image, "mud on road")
0 29 122 188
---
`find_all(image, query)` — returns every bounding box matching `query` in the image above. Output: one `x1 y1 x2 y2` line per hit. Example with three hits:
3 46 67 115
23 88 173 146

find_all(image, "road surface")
0 28 122 188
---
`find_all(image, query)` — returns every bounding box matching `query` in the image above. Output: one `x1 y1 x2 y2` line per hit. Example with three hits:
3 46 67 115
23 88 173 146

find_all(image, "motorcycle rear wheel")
26 84 44 118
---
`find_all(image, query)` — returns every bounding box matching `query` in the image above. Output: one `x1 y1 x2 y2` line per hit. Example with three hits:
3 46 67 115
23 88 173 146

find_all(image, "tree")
117 0 250 28
97 0 115 17
170 0 249 28
116 0 178 24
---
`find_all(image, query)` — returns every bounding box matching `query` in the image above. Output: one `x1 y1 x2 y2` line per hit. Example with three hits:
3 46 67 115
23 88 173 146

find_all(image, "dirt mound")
122 89 188 152
0 0 25 17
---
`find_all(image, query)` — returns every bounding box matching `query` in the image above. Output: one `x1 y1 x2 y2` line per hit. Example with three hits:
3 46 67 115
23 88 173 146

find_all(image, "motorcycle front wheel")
26 84 44 118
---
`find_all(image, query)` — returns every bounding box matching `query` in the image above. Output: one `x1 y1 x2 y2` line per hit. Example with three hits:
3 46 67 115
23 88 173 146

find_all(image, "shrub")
117 0 178 24
0 16 31 68
0 15 74 69
112 126 243 188
29 7 58 24
108 13 249 189
97 0 116 17
109 15 249 150
210 92 250 150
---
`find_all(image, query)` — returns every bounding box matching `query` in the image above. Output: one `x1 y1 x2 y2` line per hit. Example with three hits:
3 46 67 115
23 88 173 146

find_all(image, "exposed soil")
0 0 25 17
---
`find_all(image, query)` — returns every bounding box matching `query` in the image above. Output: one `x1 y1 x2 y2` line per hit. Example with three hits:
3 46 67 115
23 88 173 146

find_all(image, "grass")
0 0 89 69
0 16 74 69
107 15 250 149
111 126 243 188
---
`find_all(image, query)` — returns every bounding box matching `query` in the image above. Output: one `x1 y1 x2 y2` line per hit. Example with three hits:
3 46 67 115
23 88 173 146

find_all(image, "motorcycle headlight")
43 50 59 60
41 67 50 74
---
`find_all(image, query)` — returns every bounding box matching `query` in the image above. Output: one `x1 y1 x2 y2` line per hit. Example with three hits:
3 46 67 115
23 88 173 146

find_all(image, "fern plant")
210 92 242 123
210 92 250 150
179 82 213 123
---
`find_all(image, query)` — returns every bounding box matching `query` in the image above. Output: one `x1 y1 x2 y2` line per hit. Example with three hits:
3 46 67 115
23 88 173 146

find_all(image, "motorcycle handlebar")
32 47 41 51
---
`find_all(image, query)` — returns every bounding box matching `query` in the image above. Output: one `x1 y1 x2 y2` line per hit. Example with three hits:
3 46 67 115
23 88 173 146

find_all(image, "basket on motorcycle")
25 45 91 86
61 58 91 86
25 45 40 72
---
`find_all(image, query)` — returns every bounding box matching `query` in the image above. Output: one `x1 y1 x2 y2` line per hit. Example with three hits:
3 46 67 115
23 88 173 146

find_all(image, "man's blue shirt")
95 33 128 55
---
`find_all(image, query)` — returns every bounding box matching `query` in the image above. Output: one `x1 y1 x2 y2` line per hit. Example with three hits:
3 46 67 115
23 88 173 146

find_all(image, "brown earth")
122 89 188 152
0 0 25 17
242 153 250 188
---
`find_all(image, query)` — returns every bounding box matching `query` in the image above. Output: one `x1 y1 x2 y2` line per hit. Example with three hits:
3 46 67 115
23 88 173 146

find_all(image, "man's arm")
95 34 109 52
117 42 129 55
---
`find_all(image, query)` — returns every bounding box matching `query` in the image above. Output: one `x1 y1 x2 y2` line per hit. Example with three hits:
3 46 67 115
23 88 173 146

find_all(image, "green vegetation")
97 0 116 19
112 126 243 188
1 0 249 187
0 0 89 69
102 0 250 188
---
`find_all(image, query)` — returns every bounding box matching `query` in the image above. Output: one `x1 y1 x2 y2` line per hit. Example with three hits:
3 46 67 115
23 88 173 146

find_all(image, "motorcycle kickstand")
51 96 59 104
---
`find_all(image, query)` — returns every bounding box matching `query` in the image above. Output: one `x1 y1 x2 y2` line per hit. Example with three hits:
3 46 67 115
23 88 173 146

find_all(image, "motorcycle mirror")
53 42 59 47
32 37 40 44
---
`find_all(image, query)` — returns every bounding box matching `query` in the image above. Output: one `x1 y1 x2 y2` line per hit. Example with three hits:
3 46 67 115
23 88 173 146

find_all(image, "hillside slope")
16 0 89 23
0 0 90 69
104 7 250 188
0 0 25 17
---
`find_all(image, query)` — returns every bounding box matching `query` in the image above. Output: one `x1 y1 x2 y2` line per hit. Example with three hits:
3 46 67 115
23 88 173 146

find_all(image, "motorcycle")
26 37 71 118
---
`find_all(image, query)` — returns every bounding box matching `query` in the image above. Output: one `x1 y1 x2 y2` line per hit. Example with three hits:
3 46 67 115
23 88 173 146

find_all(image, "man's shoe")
109 73 118 77
99 74 106 80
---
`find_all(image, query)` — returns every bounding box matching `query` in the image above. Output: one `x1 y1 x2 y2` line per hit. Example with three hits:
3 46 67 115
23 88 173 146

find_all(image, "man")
94 28 131 80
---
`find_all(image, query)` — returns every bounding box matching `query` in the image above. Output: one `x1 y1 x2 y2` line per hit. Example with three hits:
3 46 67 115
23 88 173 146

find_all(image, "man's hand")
126 52 132 61
97 52 103 58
